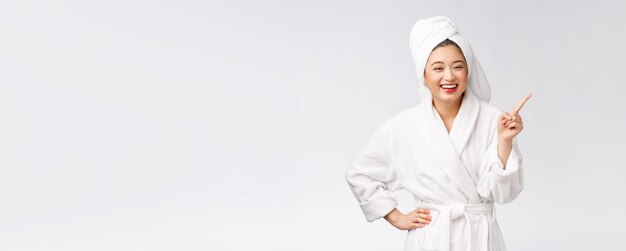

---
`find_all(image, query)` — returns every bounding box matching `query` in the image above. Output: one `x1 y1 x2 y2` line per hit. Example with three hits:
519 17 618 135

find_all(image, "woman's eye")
454 66 464 70
434 68 443 71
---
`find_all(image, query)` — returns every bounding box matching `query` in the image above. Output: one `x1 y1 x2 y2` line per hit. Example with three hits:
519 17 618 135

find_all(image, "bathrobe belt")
416 201 495 251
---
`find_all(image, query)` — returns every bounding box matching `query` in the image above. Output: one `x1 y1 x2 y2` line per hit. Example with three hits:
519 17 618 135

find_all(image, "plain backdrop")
0 0 625 250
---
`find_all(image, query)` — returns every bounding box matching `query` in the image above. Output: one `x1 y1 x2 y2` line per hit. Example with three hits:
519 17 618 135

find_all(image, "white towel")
409 16 492 103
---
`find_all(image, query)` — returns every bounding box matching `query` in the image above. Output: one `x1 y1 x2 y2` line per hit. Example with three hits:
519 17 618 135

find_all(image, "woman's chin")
434 92 463 102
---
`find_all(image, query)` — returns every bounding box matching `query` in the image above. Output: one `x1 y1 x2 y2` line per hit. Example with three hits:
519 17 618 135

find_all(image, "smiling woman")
345 16 529 251
424 39 469 132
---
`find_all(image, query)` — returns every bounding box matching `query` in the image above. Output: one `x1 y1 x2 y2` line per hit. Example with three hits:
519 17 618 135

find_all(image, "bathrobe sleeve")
345 122 402 222
477 129 524 204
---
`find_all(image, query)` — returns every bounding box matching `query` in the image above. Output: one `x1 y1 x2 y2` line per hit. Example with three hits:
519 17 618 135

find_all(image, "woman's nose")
444 68 455 81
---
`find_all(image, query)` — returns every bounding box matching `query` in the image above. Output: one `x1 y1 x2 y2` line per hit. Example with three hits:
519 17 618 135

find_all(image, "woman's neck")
432 94 463 130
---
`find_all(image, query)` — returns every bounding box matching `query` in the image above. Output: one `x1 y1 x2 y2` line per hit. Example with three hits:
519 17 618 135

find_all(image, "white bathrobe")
345 91 524 251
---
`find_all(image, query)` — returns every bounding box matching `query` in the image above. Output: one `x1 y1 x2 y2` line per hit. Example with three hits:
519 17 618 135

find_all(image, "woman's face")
423 45 468 105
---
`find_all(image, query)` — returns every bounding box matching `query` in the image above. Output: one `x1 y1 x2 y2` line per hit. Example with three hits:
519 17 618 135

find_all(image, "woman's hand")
496 94 531 167
498 112 523 141
498 94 531 141
384 208 431 230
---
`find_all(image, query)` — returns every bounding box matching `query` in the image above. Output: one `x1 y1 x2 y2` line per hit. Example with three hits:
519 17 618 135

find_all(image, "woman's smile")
440 83 459 93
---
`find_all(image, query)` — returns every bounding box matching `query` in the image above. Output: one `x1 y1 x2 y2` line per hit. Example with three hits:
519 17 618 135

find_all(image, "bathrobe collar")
416 90 481 202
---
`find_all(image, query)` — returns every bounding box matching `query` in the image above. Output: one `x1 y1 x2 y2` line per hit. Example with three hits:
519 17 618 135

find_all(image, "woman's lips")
440 84 458 93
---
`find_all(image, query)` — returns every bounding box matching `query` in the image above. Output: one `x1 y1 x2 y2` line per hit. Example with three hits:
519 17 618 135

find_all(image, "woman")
345 16 530 251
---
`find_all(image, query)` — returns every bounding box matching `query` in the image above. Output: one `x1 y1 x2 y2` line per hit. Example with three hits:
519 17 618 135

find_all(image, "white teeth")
440 84 458 89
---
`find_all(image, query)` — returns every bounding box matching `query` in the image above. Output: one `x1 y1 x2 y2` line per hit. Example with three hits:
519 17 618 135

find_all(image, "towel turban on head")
409 16 491 102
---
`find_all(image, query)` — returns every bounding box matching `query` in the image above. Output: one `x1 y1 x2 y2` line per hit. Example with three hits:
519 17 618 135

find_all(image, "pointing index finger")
513 93 532 114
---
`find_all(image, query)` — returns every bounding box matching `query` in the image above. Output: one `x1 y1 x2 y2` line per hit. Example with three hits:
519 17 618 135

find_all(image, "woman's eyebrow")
430 61 444 66
430 60 465 66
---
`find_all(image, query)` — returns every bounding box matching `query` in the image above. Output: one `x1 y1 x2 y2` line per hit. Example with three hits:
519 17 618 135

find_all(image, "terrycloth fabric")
409 16 491 103
345 91 524 250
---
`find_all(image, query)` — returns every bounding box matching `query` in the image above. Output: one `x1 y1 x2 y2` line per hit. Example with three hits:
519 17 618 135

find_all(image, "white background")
1 0 625 250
